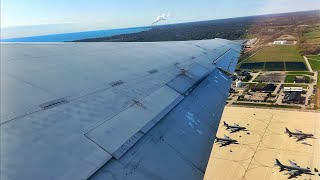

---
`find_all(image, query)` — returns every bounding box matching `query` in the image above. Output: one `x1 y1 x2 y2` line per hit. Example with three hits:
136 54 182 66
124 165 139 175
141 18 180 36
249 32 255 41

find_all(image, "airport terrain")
204 107 320 180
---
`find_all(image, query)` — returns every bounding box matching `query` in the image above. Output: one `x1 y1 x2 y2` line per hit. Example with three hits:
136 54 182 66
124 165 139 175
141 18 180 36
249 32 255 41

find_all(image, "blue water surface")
1 27 151 42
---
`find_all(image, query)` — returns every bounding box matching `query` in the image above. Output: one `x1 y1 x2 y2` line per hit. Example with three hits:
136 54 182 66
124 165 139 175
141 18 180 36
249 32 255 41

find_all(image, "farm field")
239 46 307 71
246 46 304 62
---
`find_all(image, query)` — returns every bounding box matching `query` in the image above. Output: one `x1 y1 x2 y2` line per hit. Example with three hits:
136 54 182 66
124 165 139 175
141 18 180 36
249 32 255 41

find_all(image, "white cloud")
152 12 171 24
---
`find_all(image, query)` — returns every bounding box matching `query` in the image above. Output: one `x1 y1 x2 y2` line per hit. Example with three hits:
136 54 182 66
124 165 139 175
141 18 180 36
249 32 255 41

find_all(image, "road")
227 91 243 106
248 73 260 82
304 56 313 72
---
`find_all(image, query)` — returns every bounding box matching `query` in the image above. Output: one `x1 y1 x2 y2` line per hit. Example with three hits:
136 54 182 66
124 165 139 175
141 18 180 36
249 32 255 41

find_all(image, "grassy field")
303 26 320 44
282 84 309 88
239 45 307 71
285 75 296 83
241 34 257 39
307 55 320 61
307 55 320 88
246 46 304 62
285 75 312 83
287 71 314 75
308 56 320 71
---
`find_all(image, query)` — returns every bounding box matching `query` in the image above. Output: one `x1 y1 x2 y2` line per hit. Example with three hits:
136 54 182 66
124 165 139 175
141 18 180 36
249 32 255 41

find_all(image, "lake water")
0 27 151 42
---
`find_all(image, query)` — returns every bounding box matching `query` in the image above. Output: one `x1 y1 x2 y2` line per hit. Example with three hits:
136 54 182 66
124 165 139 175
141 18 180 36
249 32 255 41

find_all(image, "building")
263 83 276 92
282 91 302 104
273 40 287 45
236 80 242 88
236 70 250 76
283 87 303 92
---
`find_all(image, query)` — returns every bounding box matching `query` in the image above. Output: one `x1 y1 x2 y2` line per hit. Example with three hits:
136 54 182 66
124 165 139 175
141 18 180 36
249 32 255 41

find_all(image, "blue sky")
1 0 319 38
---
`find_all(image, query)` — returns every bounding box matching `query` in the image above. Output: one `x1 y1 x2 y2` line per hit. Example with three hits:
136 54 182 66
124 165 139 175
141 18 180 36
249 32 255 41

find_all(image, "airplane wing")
233 123 240 127
295 129 303 133
219 141 233 147
288 160 300 168
230 128 240 133
230 128 236 131
285 170 299 175
224 135 230 139
296 135 307 141
0 39 242 180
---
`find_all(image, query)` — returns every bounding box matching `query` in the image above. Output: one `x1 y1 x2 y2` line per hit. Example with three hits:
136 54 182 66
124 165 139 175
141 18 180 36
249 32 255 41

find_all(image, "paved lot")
204 107 320 180
255 72 286 83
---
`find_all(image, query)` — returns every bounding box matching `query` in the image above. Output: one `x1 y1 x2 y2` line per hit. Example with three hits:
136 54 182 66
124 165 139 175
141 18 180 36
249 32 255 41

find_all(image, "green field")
285 75 296 83
239 45 307 71
285 75 312 83
307 55 320 88
307 55 320 60
287 71 314 75
303 26 320 44
242 34 257 39
308 56 320 70
246 46 304 62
